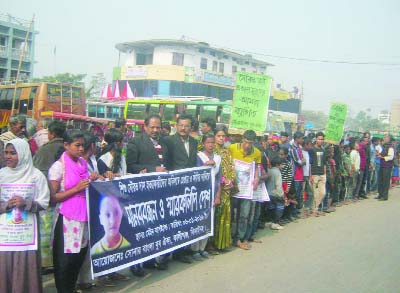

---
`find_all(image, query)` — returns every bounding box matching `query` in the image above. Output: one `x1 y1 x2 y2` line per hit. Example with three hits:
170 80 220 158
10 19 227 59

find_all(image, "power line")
182 35 400 66
236 50 400 66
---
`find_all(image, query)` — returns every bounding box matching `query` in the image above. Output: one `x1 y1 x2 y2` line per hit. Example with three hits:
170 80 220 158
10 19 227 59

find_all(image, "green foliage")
32 73 86 86
303 108 389 133
301 110 328 129
86 73 107 98
346 110 388 132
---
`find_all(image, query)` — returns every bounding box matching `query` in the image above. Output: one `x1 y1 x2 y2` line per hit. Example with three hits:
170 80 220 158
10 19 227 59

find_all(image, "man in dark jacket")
126 114 167 174
126 114 169 274
163 114 198 263
163 114 198 171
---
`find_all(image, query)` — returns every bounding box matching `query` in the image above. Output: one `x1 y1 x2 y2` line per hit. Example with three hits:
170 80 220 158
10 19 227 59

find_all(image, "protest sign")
325 102 348 144
232 160 255 199
88 167 213 277
0 183 37 251
230 72 272 132
253 182 270 202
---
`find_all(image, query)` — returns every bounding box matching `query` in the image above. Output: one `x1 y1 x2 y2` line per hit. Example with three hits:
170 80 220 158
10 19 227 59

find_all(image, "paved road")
44 188 400 293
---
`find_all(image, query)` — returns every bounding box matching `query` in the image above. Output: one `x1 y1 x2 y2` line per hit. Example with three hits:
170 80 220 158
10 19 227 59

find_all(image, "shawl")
197 151 221 176
59 152 89 222
0 131 17 143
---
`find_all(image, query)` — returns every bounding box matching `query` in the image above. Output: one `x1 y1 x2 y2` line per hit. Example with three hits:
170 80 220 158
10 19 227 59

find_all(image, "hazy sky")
1 0 399 115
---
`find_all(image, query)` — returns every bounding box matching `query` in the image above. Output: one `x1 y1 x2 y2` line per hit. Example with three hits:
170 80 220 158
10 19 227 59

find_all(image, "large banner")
0 183 37 251
325 102 348 145
88 167 213 277
230 72 272 132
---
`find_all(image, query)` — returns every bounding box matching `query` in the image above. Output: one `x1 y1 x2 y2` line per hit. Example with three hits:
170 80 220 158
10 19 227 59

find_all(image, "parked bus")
0 82 85 128
122 98 232 125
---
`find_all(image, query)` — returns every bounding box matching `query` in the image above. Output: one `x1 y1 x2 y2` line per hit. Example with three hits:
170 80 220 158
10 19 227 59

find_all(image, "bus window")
0 88 20 110
19 99 28 114
62 86 71 97
28 87 36 110
200 105 218 120
107 106 121 119
97 106 105 118
0 89 10 109
220 106 231 124
162 104 176 121
47 84 61 96
126 103 146 120
88 104 97 117
183 104 197 117
148 104 160 116
72 88 81 99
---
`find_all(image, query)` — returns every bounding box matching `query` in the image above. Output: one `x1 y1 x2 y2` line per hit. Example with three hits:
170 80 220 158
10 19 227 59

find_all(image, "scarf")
0 138 49 209
59 152 89 222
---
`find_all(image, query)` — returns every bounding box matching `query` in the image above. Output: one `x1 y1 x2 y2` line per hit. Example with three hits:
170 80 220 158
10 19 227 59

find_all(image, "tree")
32 73 86 86
86 73 107 98
346 110 388 132
301 110 328 129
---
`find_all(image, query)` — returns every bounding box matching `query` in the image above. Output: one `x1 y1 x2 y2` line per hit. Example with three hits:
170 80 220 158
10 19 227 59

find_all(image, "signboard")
88 167 213 277
324 102 348 144
120 65 185 81
196 70 234 87
272 90 291 100
0 184 37 251
230 72 272 132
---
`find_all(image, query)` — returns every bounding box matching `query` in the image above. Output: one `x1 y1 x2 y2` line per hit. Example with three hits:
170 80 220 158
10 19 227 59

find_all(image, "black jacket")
163 133 198 171
126 133 167 174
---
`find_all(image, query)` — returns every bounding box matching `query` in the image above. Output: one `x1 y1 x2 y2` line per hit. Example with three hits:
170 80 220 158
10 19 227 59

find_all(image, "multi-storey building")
0 14 36 82
113 39 272 100
95 39 302 132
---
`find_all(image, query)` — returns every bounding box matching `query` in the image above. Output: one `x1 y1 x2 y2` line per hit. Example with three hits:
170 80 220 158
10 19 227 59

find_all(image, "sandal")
236 240 250 250
248 238 262 243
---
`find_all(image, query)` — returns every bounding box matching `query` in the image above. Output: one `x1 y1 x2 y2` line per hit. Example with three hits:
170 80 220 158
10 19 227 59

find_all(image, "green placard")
325 102 348 144
230 72 271 132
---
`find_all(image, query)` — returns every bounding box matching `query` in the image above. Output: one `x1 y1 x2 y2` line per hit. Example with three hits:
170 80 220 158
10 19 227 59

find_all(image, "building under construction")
0 14 36 83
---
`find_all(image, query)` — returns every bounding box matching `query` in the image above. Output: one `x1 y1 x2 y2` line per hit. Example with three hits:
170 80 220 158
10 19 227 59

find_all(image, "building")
113 39 273 101
390 100 400 129
88 39 302 132
378 112 390 125
0 14 36 82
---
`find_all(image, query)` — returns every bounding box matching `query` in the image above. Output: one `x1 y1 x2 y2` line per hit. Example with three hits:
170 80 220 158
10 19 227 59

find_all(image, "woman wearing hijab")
0 138 50 293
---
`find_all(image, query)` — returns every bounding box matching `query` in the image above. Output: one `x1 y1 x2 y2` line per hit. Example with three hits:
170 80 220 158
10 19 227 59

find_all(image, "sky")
1 0 399 115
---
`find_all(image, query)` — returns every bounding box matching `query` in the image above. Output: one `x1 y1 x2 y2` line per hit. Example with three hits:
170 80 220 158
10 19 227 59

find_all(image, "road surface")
44 188 400 293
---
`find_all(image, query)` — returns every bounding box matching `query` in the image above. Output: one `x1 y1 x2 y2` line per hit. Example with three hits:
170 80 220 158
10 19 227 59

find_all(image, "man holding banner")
163 114 199 263
126 114 169 271
229 130 261 250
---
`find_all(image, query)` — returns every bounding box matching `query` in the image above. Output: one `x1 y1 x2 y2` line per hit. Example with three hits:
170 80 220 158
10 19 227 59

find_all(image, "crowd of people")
0 113 397 293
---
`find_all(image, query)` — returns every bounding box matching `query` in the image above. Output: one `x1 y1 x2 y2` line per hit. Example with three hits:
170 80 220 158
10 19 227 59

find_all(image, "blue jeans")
370 164 380 191
231 198 253 242
294 180 304 211
247 202 261 240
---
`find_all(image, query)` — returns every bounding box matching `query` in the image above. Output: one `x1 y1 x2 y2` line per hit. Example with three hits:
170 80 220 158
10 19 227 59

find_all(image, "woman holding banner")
0 138 50 293
49 130 99 293
191 133 222 259
213 125 236 251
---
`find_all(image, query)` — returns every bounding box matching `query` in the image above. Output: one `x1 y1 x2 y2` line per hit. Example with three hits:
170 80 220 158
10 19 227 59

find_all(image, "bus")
123 98 232 125
0 82 85 128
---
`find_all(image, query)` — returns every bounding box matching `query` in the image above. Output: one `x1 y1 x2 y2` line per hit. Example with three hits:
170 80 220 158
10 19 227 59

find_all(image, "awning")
40 111 112 124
